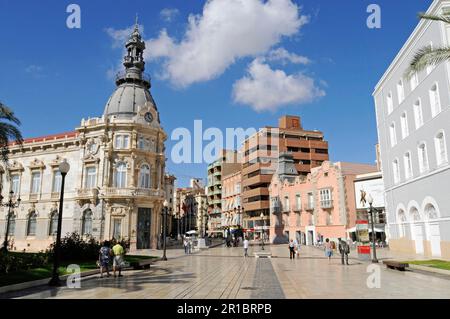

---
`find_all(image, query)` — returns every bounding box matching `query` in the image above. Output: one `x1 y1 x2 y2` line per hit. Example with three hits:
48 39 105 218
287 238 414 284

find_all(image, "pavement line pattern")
250 258 285 299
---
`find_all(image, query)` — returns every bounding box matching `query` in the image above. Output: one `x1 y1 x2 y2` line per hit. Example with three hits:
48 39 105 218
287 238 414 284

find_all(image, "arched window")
410 71 419 91
397 79 405 104
409 207 420 222
429 83 441 117
392 158 401 184
398 209 406 237
8 215 15 236
139 164 151 188
49 211 58 236
82 210 93 235
27 211 37 236
389 122 397 147
425 204 438 220
435 131 448 166
414 99 424 129
387 92 393 114
400 112 409 139
403 152 413 179
115 162 127 188
418 143 429 173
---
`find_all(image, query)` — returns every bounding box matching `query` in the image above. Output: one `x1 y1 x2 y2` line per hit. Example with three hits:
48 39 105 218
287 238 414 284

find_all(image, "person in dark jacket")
338 238 350 265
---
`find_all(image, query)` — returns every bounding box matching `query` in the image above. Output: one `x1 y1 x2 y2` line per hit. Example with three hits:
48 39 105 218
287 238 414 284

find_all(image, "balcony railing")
320 200 333 209
102 187 164 198
51 192 60 200
29 193 38 201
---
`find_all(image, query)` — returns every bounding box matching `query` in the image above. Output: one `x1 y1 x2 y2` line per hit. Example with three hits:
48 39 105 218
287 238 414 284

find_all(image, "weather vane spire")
135 13 139 29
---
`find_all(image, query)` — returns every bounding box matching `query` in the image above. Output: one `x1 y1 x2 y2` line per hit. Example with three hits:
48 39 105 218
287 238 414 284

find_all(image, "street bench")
254 252 272 258
129 259 153 270
383 260 409 271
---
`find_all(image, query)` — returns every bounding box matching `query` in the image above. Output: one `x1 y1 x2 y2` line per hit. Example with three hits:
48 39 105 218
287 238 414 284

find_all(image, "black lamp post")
260 212 265 250
367 195 379 263
162 200 168 261
1 190 21 253
49 159 70 286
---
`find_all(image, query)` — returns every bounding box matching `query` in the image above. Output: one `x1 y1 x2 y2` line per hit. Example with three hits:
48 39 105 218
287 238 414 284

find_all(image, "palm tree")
0 102 23 164
406 12 450 77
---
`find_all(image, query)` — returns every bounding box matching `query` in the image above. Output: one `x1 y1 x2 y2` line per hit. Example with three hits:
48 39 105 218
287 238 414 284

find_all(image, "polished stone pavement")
1 245 450 299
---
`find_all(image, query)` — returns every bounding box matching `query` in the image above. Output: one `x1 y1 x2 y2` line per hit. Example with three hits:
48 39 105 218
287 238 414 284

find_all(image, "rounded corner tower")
103 23 158 120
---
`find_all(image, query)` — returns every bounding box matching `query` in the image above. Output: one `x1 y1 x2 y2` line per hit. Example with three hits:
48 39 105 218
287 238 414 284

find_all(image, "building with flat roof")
373 0 450 259
240 115 329 240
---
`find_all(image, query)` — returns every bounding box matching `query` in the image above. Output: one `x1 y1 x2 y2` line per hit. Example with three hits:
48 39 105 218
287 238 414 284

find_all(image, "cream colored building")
0 25 167 252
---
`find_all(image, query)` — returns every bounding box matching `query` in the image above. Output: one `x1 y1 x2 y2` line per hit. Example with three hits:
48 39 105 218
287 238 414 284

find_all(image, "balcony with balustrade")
320 200 333 209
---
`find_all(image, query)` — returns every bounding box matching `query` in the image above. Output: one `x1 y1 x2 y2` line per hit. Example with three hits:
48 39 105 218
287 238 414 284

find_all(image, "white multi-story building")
373 0 450 259
0 24 168 252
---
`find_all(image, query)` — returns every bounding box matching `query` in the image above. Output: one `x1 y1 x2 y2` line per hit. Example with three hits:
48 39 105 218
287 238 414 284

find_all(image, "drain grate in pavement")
241 287 257 290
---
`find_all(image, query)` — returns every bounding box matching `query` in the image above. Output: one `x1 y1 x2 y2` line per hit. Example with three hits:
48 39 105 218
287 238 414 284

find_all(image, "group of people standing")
98 240 126 278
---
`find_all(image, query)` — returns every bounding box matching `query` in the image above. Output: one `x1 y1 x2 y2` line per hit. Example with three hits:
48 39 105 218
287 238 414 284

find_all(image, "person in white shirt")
243 237 249 257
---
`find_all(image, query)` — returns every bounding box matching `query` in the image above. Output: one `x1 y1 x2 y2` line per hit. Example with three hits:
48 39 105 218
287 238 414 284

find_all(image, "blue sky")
0 0 434 187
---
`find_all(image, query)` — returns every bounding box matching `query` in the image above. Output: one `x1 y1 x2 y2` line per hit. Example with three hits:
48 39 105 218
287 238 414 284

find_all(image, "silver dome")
104 83 156 118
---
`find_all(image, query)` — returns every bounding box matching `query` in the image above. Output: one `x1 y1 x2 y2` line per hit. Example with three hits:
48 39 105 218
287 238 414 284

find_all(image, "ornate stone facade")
0 24 167 252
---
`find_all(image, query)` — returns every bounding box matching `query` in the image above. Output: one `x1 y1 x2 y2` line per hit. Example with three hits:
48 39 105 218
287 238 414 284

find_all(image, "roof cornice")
373 0 449 95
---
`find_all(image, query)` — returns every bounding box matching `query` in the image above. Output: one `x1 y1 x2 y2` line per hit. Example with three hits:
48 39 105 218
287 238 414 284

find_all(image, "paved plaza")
2 245 450 299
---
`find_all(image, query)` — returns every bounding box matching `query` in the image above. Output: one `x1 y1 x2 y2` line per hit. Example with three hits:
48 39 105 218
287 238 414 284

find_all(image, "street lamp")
1 190 21 253
260 212 265 250
162 200 168 261
49 159 70 286
367 195 379 263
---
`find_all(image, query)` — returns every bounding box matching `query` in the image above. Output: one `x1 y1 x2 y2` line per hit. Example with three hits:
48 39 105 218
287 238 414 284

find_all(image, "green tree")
0 102 23 163
407 12 450 77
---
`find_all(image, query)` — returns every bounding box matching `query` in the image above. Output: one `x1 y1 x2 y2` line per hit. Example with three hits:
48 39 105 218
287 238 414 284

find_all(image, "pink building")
268 154 377 245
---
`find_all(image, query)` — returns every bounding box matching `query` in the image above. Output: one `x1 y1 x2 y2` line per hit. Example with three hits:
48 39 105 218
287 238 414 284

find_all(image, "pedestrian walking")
243 237 249 257
112 241 125 277
98 241 112 278
289 239 296 260
188 238 192 254
183 237 189 254
324 238 333 262
293 238 300 258
338 238 350 265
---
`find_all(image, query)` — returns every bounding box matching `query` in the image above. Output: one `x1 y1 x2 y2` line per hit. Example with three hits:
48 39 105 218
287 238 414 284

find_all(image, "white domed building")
0 25 169 252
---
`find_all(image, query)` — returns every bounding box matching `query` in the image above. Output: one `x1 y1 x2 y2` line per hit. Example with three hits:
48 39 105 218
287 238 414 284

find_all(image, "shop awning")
347 227 384 233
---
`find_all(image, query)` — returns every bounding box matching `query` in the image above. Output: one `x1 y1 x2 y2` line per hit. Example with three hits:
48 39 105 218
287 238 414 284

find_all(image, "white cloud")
145 0 308 87
266 48 310 65
232 59 325 112
160 8 180 22
105 25 144 48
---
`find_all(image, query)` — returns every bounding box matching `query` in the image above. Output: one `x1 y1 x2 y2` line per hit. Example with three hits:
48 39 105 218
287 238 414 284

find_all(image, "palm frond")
0 103 21 126
419 12 450 24
405 46 450 78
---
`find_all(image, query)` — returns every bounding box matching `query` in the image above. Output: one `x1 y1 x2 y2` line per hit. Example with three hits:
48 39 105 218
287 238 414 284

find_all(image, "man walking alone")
289 239 296 260
243 237 249 257
338 238 350 265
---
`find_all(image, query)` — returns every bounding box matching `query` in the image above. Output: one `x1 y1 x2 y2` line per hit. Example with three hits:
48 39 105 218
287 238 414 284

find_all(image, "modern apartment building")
373 0 450 258
206 150 241 236
240 115 329 239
